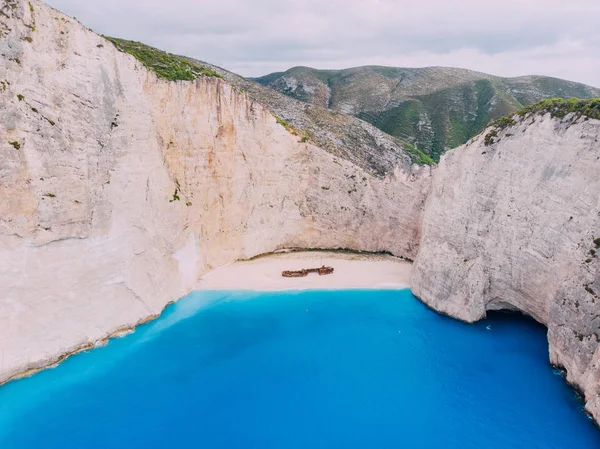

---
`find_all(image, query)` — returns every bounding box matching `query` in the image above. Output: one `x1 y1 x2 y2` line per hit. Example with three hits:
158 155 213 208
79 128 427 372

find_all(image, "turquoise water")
0 289 598 448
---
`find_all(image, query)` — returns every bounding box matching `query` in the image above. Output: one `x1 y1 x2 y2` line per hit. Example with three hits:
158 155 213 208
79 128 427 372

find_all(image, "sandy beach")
196 251 412 291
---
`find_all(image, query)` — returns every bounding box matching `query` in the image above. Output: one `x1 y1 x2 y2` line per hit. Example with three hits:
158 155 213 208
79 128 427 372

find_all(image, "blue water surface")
0 289 598 449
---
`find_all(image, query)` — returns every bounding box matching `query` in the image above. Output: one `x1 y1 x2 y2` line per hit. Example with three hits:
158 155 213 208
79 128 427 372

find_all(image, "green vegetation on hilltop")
371 66 405 79
105 37 222 81
490 98 600 130
483 98 600 146
514 97 600 120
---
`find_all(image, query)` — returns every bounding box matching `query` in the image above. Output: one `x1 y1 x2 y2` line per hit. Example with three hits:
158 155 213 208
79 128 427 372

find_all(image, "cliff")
412 105 600 422
2 0 600 429
0 0 431 384
178 54 436 173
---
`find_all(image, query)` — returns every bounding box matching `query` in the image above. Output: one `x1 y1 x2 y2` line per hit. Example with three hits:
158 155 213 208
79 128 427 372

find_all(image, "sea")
0 289 598 448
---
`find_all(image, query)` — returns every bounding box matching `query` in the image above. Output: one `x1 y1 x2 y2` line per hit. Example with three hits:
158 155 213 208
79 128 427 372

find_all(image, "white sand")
196 251 412 291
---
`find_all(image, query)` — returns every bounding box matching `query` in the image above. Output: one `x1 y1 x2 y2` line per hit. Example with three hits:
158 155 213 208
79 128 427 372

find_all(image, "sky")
45 0 600 87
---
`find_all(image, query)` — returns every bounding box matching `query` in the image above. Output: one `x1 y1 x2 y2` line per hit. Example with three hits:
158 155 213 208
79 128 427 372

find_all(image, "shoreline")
1 251 411 387
0 312 163 388
196 251 412 291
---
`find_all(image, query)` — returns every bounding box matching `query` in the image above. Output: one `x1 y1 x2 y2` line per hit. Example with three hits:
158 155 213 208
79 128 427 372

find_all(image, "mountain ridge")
252 64 598 88
254 65 600 160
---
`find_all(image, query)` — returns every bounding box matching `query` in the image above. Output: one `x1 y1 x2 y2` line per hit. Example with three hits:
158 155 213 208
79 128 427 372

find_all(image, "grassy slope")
492 97 600 127
105 37 222 81
481 98 600 146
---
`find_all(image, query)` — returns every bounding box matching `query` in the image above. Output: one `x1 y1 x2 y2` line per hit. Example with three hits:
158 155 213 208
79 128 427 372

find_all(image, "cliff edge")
412 102 600 422
2 0 600 428
0 0 430 384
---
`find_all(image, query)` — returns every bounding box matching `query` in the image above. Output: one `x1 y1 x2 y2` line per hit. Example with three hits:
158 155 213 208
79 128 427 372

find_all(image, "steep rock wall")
412 114 600 422
0 0 430 383
4 0 600 429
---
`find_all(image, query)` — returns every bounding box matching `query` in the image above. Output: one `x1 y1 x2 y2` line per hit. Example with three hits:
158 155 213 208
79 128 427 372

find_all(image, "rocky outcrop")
0 0 430 384
412 112 600 422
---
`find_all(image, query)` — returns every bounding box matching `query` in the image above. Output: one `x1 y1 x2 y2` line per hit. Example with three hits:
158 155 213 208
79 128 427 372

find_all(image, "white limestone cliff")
412 113 600 423
0 0 430 383
2 0 600 429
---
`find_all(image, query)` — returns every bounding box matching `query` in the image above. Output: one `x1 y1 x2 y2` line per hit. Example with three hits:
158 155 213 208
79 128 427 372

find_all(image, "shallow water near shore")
0 289 598 448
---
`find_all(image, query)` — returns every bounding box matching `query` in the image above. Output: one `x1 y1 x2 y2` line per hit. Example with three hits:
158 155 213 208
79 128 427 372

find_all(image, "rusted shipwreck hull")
282 266 334 277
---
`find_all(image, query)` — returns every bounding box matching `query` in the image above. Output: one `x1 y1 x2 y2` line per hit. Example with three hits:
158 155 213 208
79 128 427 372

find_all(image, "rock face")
0 0 431 384
2 0 600 430
412 113 600 422
187 58 428 177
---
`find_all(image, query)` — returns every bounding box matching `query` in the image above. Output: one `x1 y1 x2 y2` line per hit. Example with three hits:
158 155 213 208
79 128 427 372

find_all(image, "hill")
254 66 600 161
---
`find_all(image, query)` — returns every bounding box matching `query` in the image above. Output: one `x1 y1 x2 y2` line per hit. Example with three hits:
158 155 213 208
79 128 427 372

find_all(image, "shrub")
274 115 300 136
489 116 516 130
8 141 20 150
403 143 435 165
17 94 24 101
275 116 290 129
484 130 498 146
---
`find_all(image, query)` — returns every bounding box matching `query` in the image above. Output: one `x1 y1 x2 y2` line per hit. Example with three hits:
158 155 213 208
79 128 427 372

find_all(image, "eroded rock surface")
2 0 600 429
0 0 430 383
412 113 600 422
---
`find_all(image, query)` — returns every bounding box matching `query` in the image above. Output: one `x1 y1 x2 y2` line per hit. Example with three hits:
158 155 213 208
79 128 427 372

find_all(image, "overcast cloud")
45 0 600 86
